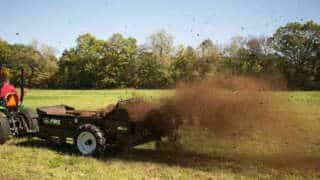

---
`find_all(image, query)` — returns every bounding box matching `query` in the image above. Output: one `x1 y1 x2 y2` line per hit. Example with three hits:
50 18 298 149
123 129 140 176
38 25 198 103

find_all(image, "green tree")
0 38 12 64
57 33 138 89
171 45 197 82
196 39 220 78
57 33 106 88
272 21 320 89
38 43 58 88
7 44 56 88
134 49 172 88
148 30 173 64
101 33 138 88
222 36 278 76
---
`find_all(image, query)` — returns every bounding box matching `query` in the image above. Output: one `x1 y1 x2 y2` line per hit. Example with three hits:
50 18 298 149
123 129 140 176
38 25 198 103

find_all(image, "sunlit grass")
24 89 173 110
0 90 319 179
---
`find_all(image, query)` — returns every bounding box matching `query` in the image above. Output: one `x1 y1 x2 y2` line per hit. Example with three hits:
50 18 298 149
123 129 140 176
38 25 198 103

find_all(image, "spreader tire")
74 124 106 156
0 117 10 145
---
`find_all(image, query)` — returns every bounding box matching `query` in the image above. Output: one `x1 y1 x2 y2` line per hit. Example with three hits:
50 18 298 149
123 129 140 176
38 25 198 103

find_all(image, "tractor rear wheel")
21 108 39 132
0 116 10 145
74 124 106 156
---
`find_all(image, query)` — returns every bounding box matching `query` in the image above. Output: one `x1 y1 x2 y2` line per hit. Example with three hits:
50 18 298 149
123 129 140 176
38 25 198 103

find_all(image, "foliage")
56 34 106 88
0 39 58 88
221 36 278 76
102 33 138 88
134 51 172 88
148 30 173 63
272 21 320 89
170 45 197 82
54 31 215 89
0 21 320 89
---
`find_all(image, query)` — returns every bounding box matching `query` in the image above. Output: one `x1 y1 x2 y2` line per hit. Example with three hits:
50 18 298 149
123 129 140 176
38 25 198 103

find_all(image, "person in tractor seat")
0 66 38 131
0 67 19 107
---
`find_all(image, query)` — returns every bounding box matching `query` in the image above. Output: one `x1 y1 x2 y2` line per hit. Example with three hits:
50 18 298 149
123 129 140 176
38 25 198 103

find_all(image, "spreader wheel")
74 124 106 156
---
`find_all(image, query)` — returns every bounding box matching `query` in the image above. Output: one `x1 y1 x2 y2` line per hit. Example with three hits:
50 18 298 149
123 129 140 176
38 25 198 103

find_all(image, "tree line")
0 21 319 90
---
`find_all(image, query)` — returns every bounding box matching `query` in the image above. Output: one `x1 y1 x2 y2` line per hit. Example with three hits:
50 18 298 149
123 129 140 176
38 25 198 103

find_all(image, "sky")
0 0 319 55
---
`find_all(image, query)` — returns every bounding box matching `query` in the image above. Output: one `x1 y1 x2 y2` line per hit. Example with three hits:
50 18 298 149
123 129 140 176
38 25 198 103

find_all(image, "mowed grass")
0 89 319 179
25 89 173 110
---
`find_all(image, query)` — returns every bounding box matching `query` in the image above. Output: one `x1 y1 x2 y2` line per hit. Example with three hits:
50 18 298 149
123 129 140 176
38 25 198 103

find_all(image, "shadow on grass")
15 138 76 155
15 138 320 177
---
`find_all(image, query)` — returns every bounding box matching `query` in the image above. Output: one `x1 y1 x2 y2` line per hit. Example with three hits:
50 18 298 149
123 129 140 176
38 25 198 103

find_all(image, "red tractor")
0 65 38 144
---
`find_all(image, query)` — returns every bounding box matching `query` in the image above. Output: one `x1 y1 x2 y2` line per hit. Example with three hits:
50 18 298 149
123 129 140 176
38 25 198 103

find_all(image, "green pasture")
0 90 319 180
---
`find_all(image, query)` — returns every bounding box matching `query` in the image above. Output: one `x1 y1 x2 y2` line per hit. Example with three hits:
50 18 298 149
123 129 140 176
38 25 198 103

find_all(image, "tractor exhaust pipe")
20 68 24 103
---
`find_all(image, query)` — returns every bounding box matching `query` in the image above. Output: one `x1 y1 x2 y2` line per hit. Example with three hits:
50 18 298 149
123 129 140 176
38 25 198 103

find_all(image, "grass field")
0 89 319 179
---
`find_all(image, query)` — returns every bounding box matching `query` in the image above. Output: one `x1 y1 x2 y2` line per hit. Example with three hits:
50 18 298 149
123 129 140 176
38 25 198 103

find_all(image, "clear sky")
0 0 319 55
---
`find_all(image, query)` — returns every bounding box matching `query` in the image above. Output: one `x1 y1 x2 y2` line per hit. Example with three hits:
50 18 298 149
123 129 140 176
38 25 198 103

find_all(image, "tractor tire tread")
0 117 10 145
